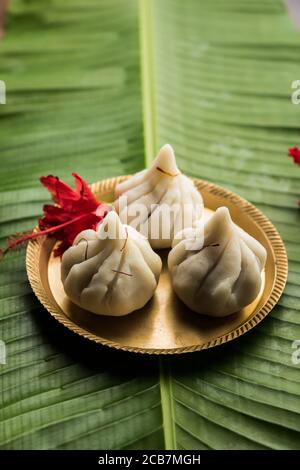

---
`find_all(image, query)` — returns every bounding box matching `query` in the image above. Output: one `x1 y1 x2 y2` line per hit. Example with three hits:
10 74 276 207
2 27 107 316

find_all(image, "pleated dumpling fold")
168 207 267 317
114 144 203 248
61 211 162 316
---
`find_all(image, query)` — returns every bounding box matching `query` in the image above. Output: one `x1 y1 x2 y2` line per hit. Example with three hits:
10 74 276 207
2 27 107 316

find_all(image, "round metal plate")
26 176 288 354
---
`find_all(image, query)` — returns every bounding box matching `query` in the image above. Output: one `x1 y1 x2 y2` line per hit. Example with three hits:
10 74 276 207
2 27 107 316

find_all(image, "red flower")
288 147 300 207
288 147 300 166
1 173 110 257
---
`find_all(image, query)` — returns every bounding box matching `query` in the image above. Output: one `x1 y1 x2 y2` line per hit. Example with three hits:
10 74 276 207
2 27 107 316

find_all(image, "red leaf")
288 147 300 166
0 174 110 258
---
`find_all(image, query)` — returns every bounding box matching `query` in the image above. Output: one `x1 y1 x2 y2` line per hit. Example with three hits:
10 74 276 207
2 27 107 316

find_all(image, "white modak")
114 144 203 249
61 211 162 316
168 207 267 317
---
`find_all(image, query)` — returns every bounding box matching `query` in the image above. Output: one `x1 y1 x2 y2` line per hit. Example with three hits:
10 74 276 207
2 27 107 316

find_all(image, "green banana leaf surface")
0 0 300 450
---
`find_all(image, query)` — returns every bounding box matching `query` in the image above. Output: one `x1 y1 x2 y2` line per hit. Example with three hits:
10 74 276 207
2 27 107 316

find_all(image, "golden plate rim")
26 176 288 355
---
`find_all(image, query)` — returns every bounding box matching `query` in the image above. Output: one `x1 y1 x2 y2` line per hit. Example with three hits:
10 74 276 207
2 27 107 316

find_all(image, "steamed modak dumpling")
168 207 267 317
61 211 162 316
114 144 203 249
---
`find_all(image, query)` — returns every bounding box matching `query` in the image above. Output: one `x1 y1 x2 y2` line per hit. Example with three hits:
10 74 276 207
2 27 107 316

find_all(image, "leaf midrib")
139 0 157 166
159 358 177 450
139 0 176 450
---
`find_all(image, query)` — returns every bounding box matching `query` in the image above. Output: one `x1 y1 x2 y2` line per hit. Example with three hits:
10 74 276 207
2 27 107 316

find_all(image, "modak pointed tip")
205 206 233 237
161 143 174 154
153 143 179 176
104 209 119 223
214 206 232 224
97 209 127 240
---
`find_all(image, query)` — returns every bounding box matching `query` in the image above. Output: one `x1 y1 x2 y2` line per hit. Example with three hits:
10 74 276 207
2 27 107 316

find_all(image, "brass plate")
26 176 288 354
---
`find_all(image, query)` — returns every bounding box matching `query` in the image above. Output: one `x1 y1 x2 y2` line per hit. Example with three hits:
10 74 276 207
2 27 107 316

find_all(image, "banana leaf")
0 0 300 450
